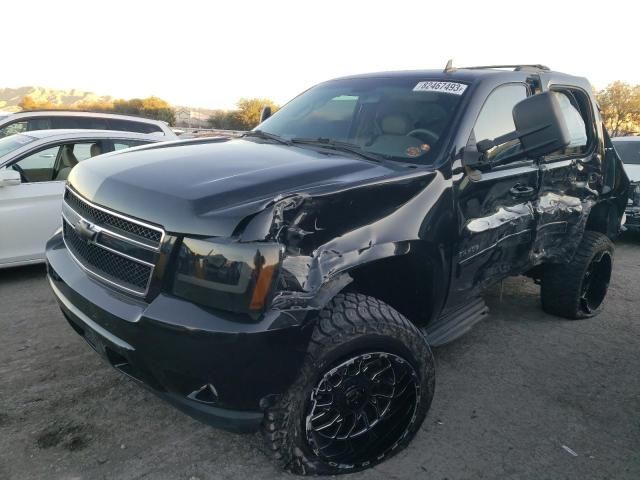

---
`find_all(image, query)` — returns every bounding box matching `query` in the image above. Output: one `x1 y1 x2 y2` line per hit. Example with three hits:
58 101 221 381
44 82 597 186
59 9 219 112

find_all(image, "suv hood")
68 138 422 236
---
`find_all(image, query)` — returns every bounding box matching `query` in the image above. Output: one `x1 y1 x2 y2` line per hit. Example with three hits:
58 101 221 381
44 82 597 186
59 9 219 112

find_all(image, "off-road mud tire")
541 231 614 319
262 293 435 475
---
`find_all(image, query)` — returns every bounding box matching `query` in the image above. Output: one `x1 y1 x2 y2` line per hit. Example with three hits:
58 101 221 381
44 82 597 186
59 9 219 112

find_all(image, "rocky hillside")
0 86 113 112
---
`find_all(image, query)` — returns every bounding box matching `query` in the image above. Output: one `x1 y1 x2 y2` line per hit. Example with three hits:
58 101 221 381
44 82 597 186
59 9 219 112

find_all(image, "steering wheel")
11 163 29 183
406 128 439 145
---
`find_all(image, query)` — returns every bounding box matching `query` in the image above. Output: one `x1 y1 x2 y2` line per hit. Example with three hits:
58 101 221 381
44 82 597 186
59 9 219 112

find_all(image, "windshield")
613 140 640 165
258 77 467 163
0 133 36 158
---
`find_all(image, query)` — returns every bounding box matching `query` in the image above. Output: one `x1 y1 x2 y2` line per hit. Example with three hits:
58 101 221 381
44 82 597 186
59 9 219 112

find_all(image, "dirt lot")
1 233 638 480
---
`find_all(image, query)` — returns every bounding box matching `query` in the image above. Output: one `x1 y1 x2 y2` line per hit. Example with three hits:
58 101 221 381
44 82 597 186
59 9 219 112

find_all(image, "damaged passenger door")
452 83 538 299
532 86 596 261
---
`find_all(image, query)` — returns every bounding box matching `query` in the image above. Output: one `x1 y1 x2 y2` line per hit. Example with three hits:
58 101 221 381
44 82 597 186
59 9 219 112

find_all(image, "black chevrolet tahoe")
46 64 629 475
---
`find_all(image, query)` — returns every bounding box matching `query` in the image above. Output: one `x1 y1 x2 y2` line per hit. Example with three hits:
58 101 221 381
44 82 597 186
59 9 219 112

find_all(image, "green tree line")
596 81 640 137
19 95 177 125
207 98 279 130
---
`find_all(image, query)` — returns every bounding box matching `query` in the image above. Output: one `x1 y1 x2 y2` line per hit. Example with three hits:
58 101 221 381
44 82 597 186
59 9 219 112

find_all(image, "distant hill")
0 86 114 112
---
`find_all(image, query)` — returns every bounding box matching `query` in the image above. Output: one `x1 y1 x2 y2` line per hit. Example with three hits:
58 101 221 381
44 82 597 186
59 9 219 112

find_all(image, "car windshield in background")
613 140 640 165
0 133 36 158
258 77 467 163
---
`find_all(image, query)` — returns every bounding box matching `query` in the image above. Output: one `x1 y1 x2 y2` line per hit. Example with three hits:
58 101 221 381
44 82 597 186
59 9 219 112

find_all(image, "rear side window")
113 140 148 150
108 119 163 134
73 117 108 129
27 118 53 130
0 120 28 137
51 117 107 129
545 89 592 159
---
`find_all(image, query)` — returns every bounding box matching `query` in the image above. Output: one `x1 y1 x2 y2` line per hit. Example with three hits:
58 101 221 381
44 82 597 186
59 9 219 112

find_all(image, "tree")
234 98 279 130
596 81 640 136
113 97 176 125
18 93 176 125
19 95 55 110
207 98 279 131
74 99 114 112
207 110 245 130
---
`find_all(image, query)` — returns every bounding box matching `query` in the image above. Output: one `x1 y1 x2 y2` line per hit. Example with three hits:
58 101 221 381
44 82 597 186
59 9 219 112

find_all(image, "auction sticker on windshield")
413 81 467 95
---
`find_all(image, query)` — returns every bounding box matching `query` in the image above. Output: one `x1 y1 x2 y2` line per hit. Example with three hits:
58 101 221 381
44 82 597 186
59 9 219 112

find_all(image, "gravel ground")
0 232 638 480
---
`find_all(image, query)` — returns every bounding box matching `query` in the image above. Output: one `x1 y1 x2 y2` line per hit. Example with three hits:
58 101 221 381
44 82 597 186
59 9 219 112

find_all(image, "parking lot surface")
0 233 638 480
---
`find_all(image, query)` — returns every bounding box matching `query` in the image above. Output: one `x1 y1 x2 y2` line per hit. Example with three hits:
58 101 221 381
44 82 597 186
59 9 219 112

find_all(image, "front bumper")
46 233 312 433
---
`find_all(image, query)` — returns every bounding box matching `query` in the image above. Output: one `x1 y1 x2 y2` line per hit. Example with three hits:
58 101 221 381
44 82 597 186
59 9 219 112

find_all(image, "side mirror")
260 106 272 123
512 91 571 158
0 168 21 187
476 91 571 164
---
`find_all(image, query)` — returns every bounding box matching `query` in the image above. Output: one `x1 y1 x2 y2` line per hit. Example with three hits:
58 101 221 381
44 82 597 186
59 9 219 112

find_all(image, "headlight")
172 237 282 315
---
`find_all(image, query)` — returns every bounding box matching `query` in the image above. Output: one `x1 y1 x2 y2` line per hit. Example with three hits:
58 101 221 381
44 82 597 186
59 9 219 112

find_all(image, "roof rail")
9 109 164 122
459 64 550 72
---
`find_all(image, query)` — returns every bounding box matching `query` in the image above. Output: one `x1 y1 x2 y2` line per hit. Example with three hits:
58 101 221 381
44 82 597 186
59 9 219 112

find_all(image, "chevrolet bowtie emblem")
75 219 99 243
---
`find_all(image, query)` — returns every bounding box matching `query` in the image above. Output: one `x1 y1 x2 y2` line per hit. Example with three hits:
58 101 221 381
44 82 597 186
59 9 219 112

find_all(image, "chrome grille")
64 189 162 246
63 222 152 291
62 187 164 296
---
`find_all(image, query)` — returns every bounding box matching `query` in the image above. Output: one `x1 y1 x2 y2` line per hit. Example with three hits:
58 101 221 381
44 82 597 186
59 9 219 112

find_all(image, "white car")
0 130 164 268
0 110 177 138
612 136 640 231
612 136 640 181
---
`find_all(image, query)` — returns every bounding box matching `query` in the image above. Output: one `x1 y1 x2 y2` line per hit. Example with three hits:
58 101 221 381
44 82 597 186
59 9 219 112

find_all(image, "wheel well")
347 253 441 327
586 201 618 239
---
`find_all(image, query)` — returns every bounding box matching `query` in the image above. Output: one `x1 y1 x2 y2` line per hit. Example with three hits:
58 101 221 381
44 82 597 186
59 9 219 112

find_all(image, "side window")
0 121 28 138
52 117 82 129
13 146 60 182
108 119 162 134
13 141 109 183
113 140 148 150
72 143 94 161
27 118 53 131
473 84 528 161
546 90 590 159
63 141 107 162
75 117 108 129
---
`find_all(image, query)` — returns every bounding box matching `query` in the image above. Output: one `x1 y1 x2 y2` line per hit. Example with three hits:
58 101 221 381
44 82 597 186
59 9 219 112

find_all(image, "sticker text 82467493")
413 81 467 95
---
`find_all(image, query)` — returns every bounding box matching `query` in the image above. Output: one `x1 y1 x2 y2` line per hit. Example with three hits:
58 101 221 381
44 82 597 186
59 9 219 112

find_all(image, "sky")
3 0 639 110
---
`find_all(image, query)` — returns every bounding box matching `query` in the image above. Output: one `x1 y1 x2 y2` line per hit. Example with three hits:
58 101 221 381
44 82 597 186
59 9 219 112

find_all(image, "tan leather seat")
90 143 102 157
379 113 412 135
367 112 422 157
55 145 78 181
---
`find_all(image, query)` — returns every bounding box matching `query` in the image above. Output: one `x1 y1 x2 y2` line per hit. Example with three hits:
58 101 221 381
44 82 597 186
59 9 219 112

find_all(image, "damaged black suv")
46 64 629 475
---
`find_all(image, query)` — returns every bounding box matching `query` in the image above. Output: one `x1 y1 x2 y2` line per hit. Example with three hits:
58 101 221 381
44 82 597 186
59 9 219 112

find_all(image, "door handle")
509 184 535 198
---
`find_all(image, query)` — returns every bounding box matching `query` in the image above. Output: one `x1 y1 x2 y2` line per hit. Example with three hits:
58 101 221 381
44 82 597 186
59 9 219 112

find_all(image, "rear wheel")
262 293 435 475
541 231 614 319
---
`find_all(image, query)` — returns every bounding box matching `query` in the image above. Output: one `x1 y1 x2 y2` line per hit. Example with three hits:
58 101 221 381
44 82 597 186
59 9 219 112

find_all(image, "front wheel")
541 231 614 319
262 293 435 475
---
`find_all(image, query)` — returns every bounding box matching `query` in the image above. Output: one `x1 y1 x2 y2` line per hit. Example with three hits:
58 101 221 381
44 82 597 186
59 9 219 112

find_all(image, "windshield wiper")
290 137 383 162
242 130 292 146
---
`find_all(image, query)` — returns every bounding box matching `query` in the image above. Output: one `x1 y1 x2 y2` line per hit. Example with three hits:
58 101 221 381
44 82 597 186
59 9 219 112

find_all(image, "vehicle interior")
8 139 143 183
259 79 464 163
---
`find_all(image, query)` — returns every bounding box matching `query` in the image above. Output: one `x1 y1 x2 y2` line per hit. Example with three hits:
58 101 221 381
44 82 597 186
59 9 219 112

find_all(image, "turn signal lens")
250 264 277 311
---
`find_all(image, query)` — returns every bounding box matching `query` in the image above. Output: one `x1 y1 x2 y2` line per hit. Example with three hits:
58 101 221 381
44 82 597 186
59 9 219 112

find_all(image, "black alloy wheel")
305 352 420 468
